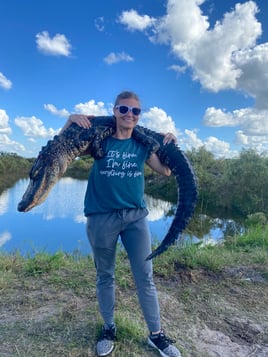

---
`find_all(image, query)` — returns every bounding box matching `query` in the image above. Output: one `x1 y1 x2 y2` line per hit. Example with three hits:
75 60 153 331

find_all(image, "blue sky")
0 0 268 158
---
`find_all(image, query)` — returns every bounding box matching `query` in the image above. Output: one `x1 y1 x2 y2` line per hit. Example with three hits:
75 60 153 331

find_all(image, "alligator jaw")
18 178 50 212
17 154 68 212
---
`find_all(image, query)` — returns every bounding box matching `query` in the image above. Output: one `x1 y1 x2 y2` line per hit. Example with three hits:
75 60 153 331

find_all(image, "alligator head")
17 119 115 212
17 146 71 212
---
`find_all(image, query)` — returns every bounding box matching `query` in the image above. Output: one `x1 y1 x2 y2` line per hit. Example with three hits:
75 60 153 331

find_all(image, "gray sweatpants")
86 208 161 332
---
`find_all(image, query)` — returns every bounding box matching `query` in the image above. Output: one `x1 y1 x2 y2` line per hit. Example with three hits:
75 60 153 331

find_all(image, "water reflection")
0 190 9 215
0 231 11 247
0 178 174 255
0 178 241 255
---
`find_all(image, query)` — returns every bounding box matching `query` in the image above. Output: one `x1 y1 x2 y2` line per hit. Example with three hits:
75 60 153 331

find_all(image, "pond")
0 178 241 256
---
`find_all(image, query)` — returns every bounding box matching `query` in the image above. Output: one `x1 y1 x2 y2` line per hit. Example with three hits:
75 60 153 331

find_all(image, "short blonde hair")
114 91 140 106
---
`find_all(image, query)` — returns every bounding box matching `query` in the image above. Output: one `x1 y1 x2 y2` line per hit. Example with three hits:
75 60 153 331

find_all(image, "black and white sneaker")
148 330 181 357
96 324 116 356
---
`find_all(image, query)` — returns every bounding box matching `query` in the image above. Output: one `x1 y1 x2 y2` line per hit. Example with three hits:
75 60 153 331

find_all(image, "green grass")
0 225 267 356
1 224 267 281
152 224 268 275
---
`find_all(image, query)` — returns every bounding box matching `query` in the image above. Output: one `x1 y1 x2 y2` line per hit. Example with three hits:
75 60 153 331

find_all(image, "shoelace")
100 327 116 341
158 332 176 345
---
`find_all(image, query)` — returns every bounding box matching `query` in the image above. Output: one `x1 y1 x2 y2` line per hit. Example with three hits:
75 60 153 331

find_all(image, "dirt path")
0 264 268 356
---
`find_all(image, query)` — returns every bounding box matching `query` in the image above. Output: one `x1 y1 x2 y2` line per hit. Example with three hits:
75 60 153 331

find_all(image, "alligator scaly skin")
18 116 198 259
17 119 114 212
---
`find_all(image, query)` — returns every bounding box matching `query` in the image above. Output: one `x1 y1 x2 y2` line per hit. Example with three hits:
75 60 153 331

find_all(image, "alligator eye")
30 167 40 180
29 157 43 179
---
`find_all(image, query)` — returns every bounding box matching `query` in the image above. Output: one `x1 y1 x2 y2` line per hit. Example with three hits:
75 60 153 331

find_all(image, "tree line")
0 153 34 193
187 147 268 219
1 148 268 219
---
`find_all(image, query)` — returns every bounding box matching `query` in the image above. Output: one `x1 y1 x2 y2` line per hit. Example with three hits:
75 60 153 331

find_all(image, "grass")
152 224 268 277
0 225 268 356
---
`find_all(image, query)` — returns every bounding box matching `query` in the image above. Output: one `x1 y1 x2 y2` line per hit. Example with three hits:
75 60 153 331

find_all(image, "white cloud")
151 0 209 45
120 1 266 96
181 129 237 158
117 1 268 155
14 116 57 138
104 52 134 65
140 107 178 135
118 9 156 31
203 136 235 158
233 43 268 109
94 17 105 32
203 107 239 127
204 107 268 136
0 134 25 153
44 104 69 118
36 31 72 56
0 72 12 90
150 0 261 92
168 64 187 75
74 99 110 116
0 109 12 135
183 129 203 149
235 130 268 154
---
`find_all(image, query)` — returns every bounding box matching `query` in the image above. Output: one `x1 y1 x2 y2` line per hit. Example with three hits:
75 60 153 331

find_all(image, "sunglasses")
115 105 141 116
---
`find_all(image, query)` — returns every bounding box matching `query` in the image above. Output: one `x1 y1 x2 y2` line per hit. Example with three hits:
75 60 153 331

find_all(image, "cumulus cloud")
233 43 268 109
0 109 12 135
140 107 178 135
203 107 268 136
44 104 69 117
0 134 25 153
118 1 268 154
36 31 72 56
235 130 268 154
14 116 57 138
0 72 12 90
119 1 266 95
168 64 187 76
182 129 236 158
118 9 156 31
104 52 134 65
74 99 110 116
0 110 26 154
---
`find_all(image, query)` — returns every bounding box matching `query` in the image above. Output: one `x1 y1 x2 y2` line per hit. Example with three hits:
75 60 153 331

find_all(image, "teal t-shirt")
84 136 151 215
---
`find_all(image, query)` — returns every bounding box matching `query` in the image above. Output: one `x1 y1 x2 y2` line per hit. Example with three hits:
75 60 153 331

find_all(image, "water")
0 178 174 255
0 178 238 256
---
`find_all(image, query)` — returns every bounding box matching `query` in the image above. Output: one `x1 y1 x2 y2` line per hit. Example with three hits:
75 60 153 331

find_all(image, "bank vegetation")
1 147 268 220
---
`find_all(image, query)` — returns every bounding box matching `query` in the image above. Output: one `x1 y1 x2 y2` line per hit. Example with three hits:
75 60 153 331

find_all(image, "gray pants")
86 208 161 332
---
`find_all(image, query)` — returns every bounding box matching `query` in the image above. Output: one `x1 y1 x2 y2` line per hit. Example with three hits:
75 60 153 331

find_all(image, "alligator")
18 116 198 260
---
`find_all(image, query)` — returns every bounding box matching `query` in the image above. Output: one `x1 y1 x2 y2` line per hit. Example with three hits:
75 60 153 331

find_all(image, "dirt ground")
0 263 268 357
159 265 268 357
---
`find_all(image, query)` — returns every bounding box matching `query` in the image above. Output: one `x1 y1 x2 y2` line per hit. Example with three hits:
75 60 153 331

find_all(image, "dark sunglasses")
115 105 141 116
